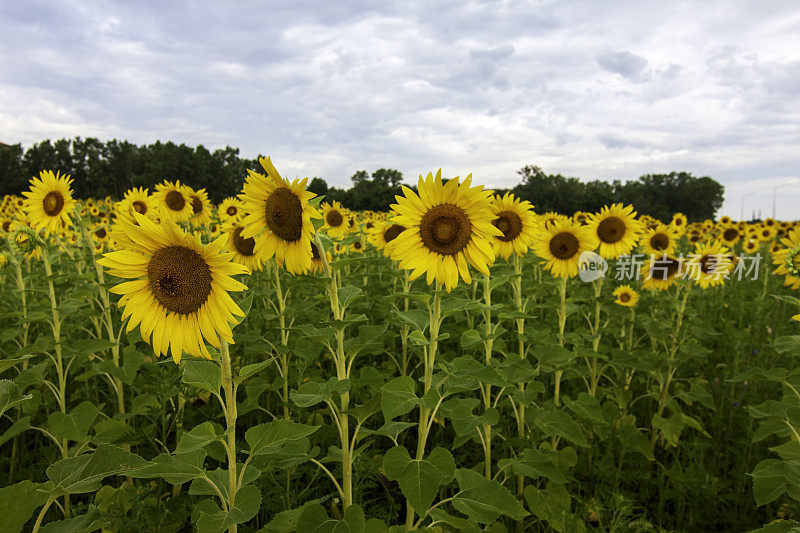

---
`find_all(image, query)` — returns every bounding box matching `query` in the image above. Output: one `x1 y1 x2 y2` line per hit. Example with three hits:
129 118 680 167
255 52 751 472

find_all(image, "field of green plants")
2 164 800 533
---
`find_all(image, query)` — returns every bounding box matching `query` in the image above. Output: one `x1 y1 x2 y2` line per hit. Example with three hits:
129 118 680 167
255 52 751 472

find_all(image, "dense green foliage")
1 139 723 220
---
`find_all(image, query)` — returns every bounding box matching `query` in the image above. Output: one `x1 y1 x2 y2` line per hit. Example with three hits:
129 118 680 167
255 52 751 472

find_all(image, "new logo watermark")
578 251 608 282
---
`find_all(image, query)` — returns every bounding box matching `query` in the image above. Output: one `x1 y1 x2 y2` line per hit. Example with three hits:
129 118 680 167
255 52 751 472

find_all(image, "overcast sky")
2 1 799 218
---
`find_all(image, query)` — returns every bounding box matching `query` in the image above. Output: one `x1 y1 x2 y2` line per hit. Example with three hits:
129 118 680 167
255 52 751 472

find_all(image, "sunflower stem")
272 259 290 420
553 277 567 409
512 254 527 514
219 338 239 532
481 272 493 479
588 277 604 397
405 283 442 530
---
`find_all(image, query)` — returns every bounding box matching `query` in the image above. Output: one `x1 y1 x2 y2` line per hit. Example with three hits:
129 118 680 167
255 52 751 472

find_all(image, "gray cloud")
1 0 799 217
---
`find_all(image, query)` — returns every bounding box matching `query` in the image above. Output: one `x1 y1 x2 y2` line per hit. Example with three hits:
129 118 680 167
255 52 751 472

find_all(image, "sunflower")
642 255 684 291
388 170 501 291
91 223 110 244
640 224 679 256
773 228 800 289
309 242 327 273
719 215 732 225
764 217 777 228
117 188 153 220
743 239 760 254
1 217 11 235
573 211 588 225
322 201 349 240
539 212 568 230
350 239 365 254
613 285 639 307
22 170 77 235
670 213 688 235
758 226 776 242
490 192 537 259
533 218 598 279
218 197 243 222
368 219 407 257
238 156 321 274
222 222 263 271
688 231 702 244
687 240 732 289
586 203 643 259
98 213 249 363
720 225 741 246
154 180 194 222
187 188 213 227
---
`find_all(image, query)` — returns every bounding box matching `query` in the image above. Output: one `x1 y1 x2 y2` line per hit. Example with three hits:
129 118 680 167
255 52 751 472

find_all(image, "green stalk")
511 254 527 512
8 251 29 483
588 277 604 396
405 283 443 530
220 339 239 533
553 277 567 408
481 272 493 478
272 261 291 419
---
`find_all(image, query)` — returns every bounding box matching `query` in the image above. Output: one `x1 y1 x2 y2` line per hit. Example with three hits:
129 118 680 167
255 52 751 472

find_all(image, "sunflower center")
147 246 212 315
383 224 405 243
723 228 739 241
674 218 684 226
354 241 362 250
191 195 203 215
43 191 65 216
226 206 238 216
326 210 343 227
650 257 682 280
1 220 10 232
650 233 669 251
232 227 255 256
419 204 472 256
95 228 107 239
597 217 626 244
549 232 580 260
699 254 717 274
165 190 186 211
366 222 374 229
132 201 147 214
264 187 303 242
620 292 631 302
311 242 321 260
493 211 523 242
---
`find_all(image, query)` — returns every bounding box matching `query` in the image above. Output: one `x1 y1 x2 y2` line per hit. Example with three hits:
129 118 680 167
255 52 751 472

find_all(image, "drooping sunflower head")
642 254 685 291
238 156 321 274
98 213 249 363
613 285 639 307
573 211 588 225
388 170 501 291
539 212 569 231
490 192 537 259
222 222 262 271
533 218 599 279
322 201 349 239
22 170 77 235
187 187 213 226
154 180 194 222
368 218 407 257
586 203 643 259
218 197 243 222
687 240 732 289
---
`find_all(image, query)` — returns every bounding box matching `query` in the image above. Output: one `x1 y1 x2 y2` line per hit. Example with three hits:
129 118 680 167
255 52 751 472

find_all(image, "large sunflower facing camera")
490 192 537 259
154 180 194 222
389 169 500 291
533 218 598 279
98 213 249 363
238 156 321 274
22 170 77 235
586 203 643 259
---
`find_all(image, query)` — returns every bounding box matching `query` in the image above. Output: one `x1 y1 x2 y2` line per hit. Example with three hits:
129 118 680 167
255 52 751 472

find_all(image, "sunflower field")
2 159 800 532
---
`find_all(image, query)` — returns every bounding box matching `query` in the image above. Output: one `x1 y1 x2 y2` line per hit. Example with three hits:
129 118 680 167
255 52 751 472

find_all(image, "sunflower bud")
12 226 38 255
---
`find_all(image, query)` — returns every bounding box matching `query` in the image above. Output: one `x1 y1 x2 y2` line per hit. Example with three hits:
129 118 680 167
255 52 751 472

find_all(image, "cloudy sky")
2 1 799 218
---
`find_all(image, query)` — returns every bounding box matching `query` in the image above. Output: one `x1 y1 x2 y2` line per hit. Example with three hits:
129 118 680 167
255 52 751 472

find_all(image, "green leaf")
297 502 365 532
533 408 588 447
452 469 528 523
339 285 363 309
235 360 273 385
245 420 319 456
39 506 109 533
193 484 262 532
48 401 100 442
617 415 654 461
175 422 224 454
71 338 115 354
381 376 420 420
392 309 429 332
751 458 800 506
0 379 32 418
523 482 573 532
498 448 567 484
45 444 151 496
130 450 207 485
383 447 455 516
0 480 50 533
0 355 34 375
291 378 350 408
0 415 31 447
182 359 222 394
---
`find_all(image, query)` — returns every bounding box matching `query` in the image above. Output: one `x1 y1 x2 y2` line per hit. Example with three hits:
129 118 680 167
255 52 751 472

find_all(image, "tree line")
0 138 724 221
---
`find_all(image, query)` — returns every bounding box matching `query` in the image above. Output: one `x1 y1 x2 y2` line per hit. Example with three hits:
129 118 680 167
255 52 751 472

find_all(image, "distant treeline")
0 138 724 221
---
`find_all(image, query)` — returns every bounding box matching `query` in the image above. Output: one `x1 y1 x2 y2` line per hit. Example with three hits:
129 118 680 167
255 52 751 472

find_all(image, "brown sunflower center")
674 218 684 226
147 245 212 315
549 232 580 260
762 230 770 238
366 222 374 229
232 227 255 256
383 224 405 243
620 292 631 302
264 187 303 242
165 190 186 211
1 220 10 232
191 195 203 215
354 241 362 250
493 210 523 242
43 191 65 216
326 209 343 228
723 228 739 241
132 200 147 214
226 206 238 216
650 232 669 250
95 228 107 239
419 204 472 256
699 254 717 274
649 257 682 280
597 216 626 244
311 242 321 260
